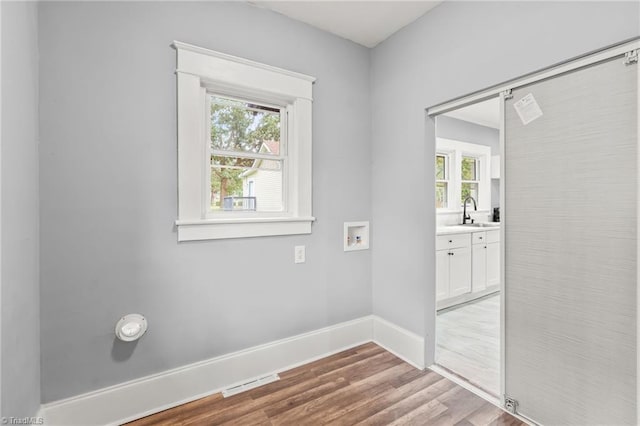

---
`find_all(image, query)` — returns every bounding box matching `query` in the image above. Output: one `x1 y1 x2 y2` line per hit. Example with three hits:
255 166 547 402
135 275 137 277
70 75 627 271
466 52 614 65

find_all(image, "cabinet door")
472 244 487 292
486 242 500 287
448 246 471 297
435 250 450 301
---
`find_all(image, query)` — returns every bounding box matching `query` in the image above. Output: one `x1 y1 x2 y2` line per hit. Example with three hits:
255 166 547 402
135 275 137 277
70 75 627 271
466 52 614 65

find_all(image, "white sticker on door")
513 93 543 125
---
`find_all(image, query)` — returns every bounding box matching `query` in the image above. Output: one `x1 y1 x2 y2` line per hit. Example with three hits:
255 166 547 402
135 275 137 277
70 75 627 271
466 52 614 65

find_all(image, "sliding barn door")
504 55 637 425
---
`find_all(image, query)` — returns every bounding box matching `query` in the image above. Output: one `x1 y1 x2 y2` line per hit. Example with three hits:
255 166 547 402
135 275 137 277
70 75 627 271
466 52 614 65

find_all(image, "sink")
461 222 500 228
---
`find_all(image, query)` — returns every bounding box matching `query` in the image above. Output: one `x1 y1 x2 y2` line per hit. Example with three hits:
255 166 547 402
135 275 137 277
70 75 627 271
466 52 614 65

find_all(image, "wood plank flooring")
127 342 524 425
436 294 500 396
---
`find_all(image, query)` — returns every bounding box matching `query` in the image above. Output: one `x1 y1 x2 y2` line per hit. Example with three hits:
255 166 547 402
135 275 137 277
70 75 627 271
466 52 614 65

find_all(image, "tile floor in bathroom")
436 293 500 396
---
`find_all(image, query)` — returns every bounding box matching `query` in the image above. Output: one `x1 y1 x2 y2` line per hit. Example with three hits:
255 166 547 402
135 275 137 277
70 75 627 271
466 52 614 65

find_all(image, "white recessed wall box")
115 314 148 342
344 221 370 251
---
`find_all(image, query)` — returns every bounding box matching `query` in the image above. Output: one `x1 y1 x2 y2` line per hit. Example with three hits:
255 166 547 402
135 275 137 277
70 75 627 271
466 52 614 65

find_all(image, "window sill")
175 216 315 241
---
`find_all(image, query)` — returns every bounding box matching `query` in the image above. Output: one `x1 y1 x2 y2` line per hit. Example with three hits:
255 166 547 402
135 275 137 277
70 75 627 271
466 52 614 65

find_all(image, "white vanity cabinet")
436 227 500 309
436 234 472 301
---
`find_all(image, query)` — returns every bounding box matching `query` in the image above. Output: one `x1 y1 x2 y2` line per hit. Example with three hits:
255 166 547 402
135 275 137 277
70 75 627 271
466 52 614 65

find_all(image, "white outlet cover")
294 245 305 263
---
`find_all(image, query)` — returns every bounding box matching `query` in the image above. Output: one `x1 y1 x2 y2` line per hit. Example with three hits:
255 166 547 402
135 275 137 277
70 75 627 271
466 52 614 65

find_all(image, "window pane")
436 155 446 180
461 182 478 205
436 182 448 209
210 95 281 156
461 156 477 180
211 156 283 212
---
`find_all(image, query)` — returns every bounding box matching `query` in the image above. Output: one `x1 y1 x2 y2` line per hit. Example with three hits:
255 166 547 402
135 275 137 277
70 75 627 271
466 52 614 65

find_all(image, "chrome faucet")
462 196 477 225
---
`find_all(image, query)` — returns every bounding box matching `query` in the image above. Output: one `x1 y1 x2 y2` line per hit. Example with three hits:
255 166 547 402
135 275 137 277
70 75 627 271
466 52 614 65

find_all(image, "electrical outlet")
294 245 305 264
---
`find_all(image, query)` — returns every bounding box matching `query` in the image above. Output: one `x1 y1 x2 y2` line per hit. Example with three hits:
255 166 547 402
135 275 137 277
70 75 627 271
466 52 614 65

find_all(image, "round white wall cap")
115 314 148 342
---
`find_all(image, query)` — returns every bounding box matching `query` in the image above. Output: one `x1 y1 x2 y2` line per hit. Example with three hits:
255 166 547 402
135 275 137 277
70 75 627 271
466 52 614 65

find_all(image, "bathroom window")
173 41 315 241
435 138 491 213
461 156 480 206
436 154 450 208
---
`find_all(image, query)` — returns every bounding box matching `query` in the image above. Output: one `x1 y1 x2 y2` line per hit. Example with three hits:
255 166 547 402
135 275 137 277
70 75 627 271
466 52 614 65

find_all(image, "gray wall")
38 2 371 402
436 115 500 207
370 0 639 349
1 1 41 417
30 0 640 406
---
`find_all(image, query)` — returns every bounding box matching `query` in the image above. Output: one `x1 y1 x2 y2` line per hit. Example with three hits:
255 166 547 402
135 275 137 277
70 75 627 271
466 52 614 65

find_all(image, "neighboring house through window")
209 95 283 213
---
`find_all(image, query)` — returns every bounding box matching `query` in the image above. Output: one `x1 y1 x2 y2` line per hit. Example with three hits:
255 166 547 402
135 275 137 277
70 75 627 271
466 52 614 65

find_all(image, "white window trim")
436 138 491 214
435 152 451 209
172 41 316 241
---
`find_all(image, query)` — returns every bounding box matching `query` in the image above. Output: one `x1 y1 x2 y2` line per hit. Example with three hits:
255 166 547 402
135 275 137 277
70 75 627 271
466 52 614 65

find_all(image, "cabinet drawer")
472 231 487 245
436 233 470 250
486 229 500 243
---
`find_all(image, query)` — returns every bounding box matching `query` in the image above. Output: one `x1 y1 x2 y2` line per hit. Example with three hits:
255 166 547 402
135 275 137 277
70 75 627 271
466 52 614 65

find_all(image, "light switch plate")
294 245 305 264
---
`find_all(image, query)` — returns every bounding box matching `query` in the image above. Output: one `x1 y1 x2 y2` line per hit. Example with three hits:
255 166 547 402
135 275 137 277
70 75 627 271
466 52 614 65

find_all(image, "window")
209 95 284 213
435 154 449 208
173 41 315 241
435 138 491 212
460 156 479 206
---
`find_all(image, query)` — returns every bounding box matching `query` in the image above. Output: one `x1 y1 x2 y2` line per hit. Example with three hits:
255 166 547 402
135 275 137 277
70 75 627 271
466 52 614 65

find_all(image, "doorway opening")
434 97 502 397
428 38 639 425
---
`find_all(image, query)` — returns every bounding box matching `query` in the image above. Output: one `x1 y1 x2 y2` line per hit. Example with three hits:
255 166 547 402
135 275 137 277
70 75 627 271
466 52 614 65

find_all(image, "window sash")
209 156 286 214
436 154 449 180
206 93 289 216
211 150 285 162
208 94 287 159
436 180 449 209
461 156 479 181
436 152 452 210
460 181 479 206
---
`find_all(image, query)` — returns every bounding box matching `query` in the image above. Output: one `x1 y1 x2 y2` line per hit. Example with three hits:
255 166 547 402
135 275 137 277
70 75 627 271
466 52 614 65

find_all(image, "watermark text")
1 417 44 425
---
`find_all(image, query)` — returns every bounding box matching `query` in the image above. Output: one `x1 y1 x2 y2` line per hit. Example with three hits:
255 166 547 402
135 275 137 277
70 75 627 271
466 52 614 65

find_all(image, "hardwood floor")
127 342 524 426
436 293 500 396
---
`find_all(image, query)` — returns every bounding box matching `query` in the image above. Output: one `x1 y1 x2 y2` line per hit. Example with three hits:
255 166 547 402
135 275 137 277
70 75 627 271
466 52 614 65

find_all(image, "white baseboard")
372 315 425 369
36 407 47 425
41 316 372 425
41 315 424 425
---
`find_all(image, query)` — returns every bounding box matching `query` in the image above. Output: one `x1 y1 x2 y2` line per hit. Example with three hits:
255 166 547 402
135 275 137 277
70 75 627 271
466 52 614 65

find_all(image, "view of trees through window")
210 95 283 211
435 154 448 208
461 156 479 205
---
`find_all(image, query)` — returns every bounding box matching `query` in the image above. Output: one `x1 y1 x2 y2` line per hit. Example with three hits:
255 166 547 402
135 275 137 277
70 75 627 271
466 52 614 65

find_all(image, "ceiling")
248 1 499 126
443 97 501 129
250 1 442 48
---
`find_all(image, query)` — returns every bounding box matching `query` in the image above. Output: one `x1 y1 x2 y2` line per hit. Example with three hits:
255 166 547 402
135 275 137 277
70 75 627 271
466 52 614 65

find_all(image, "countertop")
436 223 501 235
